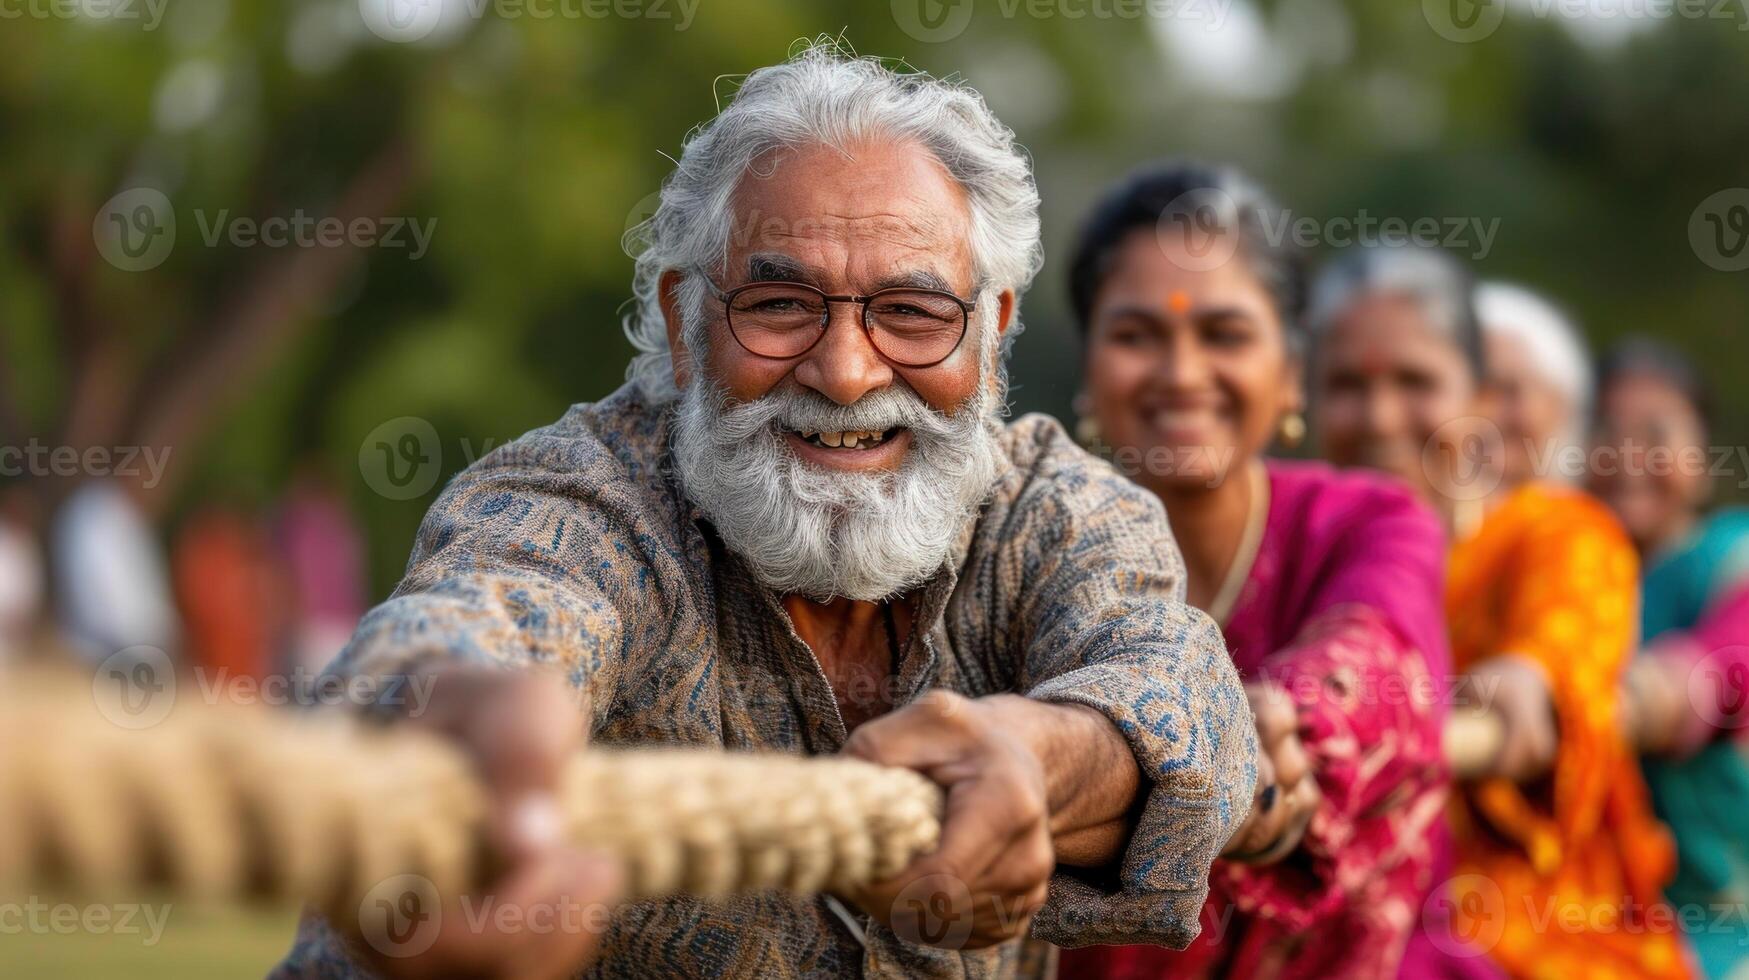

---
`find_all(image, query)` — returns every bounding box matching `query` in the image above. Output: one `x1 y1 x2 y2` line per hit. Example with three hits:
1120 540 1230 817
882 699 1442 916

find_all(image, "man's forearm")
981 695 1141 867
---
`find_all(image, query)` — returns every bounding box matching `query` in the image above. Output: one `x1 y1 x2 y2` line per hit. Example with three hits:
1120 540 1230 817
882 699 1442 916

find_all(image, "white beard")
671 375 1004 602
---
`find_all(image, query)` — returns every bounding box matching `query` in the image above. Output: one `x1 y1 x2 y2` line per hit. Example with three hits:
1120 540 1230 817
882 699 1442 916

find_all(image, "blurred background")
2 0 1747 972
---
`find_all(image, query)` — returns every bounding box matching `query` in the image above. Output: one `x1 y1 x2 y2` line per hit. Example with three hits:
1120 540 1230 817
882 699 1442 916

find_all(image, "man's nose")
793 303 894 406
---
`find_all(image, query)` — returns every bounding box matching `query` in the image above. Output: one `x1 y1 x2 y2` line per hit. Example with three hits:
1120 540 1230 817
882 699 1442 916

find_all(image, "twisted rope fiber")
0 671 944 917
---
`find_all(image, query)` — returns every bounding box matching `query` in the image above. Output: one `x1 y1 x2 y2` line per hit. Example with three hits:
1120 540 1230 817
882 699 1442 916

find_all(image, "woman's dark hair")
1596 336 1714 432
1068 161 1307 349
1306 244 1485 383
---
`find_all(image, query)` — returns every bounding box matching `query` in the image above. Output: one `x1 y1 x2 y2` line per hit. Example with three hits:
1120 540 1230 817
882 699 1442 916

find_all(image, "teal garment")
1640 508 1749 979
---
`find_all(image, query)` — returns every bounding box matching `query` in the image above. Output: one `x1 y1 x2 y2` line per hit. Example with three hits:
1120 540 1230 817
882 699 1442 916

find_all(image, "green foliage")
3 0 1745 595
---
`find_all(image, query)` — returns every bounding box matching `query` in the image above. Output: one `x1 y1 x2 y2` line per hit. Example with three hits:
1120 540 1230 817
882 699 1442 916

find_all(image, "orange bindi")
1168 290 1191 314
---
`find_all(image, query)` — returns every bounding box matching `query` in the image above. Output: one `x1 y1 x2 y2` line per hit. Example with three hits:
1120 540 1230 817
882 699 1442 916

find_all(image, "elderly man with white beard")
273 43 1257 980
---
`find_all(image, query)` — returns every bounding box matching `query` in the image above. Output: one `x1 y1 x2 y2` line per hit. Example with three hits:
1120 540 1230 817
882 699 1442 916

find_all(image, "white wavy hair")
1475 280 1593 480
620 40 1043 403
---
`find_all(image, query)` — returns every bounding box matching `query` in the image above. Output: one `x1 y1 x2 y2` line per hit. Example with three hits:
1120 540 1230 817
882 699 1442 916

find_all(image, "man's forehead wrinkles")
741 252 955 293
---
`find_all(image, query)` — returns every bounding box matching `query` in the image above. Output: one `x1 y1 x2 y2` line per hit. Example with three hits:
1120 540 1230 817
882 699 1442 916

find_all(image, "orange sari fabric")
1445 483 1688 980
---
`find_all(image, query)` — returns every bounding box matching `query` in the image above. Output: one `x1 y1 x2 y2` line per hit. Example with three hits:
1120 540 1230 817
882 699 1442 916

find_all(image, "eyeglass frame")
695 270 979 369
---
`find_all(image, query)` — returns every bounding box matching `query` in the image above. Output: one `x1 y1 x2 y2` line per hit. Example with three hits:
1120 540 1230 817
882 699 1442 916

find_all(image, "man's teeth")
797 429 891 449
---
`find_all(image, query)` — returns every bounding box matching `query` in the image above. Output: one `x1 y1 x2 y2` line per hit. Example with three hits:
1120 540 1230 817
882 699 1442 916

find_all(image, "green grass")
5 900 298 979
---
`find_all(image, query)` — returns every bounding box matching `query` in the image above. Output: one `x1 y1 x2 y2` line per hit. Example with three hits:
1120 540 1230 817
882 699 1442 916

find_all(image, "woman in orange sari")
1307 247 1689 979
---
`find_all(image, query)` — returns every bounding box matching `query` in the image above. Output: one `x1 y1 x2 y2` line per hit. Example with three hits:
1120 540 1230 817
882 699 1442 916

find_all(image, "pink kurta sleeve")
1218 480 1450 933
1650 581 1749 748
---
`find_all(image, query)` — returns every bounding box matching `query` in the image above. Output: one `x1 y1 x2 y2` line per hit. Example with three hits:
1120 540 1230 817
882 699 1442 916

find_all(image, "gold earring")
1072 393 1101 449
1075 414 1101 448
1279 413 1307 449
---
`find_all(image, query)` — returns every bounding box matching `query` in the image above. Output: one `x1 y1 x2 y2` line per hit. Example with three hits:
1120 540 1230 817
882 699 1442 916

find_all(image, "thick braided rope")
0 671 943 916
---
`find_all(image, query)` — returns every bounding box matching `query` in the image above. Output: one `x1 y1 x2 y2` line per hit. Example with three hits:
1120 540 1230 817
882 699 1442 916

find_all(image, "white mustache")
721 385 959 443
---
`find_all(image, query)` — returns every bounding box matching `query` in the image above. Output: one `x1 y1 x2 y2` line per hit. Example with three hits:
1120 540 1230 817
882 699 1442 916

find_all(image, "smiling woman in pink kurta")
1058 161 1453 979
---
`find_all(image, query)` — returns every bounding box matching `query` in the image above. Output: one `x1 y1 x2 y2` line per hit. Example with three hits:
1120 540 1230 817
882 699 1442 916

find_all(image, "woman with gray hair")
1308 246 1686 980
1475 281 1595 487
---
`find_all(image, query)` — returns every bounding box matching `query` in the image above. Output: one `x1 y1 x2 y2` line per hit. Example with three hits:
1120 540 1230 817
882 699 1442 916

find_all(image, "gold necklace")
1207 460 1269 628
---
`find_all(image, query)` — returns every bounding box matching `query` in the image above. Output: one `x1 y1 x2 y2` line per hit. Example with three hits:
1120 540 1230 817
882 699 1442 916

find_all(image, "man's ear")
994 289 1016 337
659 268 693 391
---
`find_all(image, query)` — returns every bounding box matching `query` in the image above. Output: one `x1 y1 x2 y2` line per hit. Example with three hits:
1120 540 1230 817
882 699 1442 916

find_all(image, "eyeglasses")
700 273 976 368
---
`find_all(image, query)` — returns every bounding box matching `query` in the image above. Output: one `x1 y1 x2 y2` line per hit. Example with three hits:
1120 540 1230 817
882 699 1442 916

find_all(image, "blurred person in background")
1592 338 1749 979
0 481 44 662
1056 163 1450 979
1308 246 1688 979
1475 283 1594 489
49 478 180 666
274 466 367 677
171 504 289 690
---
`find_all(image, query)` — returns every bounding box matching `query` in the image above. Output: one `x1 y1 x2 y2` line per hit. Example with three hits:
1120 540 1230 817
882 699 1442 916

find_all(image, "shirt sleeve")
996 436 1256 951
329 430 675 731
1213 486 1449 930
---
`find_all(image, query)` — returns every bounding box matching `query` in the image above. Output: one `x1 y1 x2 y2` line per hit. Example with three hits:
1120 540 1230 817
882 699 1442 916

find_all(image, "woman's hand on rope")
1622 647 1698 756
347 667 624 980
1460 654 1558 783
1222 681 1319 865
840 690 1057 950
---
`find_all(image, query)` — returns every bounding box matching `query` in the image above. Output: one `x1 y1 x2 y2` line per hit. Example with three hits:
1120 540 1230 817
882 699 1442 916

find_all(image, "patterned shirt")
271 382 1255 980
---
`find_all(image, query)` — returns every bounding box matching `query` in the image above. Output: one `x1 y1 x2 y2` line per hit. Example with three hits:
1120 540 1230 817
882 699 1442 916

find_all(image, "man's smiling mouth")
792 427 903 450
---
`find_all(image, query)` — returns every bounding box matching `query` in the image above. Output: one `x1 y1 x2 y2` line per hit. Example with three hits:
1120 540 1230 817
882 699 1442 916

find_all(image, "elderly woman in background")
1476 282 1597 489
1307 246 1688 979
1056 163 1450 979
1592 338 1749 979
